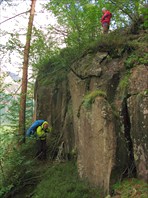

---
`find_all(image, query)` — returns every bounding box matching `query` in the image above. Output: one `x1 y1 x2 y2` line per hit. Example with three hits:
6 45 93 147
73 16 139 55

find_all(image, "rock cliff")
34 31 148 195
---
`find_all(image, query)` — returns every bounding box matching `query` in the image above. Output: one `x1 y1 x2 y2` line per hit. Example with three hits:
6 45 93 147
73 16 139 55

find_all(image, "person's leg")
103 23 109 34
42 139 47 160
36 139 42 160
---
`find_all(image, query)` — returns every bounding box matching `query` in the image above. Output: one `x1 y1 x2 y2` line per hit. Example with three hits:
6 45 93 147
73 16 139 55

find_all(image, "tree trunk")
18 0 37 144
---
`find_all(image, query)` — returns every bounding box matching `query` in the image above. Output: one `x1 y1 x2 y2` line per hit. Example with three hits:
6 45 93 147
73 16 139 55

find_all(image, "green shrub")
125 53 148 69
124 54 138 69
0 127 37 197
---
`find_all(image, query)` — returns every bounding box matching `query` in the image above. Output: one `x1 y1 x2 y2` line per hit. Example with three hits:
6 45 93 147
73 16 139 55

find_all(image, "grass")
32 161 101 198
87 33 129 54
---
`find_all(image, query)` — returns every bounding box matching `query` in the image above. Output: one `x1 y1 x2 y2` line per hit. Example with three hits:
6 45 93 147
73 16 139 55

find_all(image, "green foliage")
106 0 146 24
37 44 88 86
0 69 33 128
140 5 148 28
0 126 37 197
83 90 106 109
0 92 11 123
45 0 101 49
124 54 139 69
113 178 148 198
6 33 23 54
36 55 67 86
43 0 146 52
30 27 59 71
0 80 33 128
0 126 16 161
124 33 148 69
0 74 12 123
125 53 148 69
5 95 20 125
26 0 147 86
32 162 101 198
2 91 33 128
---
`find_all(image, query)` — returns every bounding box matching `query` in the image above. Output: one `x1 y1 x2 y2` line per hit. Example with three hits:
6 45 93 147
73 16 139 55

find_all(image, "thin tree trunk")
18 0 37 144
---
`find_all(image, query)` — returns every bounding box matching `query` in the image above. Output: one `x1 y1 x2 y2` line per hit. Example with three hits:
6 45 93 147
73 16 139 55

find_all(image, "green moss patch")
83 90 106 109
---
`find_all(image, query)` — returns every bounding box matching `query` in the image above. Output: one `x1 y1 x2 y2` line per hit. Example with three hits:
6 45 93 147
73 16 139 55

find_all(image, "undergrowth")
0 127 38 198
32 161 101 198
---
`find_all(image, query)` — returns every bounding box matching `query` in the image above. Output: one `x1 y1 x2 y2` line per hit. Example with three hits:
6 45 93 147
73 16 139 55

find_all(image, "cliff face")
34 32 148 195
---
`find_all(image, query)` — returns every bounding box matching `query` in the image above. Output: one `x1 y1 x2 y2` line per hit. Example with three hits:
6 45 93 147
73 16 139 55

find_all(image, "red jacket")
101 10 112 25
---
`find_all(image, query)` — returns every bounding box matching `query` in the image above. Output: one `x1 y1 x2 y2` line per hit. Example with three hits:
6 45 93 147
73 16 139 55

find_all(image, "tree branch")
109 0 135 21
0 10 30 25
0 0 12 6
49 25 68 37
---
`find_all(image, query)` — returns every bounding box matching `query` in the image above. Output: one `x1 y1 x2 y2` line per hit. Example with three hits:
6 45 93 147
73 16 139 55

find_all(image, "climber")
101 7 112 34
36 121 52 160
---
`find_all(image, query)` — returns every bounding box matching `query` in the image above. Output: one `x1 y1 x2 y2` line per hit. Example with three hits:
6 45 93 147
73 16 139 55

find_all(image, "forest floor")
13 159 52 198
12 160 148 198
13 160 101 198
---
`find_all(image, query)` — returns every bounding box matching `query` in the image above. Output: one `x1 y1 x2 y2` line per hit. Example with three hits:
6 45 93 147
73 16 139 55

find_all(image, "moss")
83 90 106 109
119 72 131 96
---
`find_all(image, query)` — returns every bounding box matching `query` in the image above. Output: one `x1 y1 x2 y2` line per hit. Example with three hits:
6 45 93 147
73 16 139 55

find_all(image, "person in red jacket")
101 7 112 34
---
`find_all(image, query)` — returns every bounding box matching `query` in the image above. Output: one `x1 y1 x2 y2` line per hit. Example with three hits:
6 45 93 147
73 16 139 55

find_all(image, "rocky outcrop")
34 33 148 195
128 66 148 182
77 97 117 194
